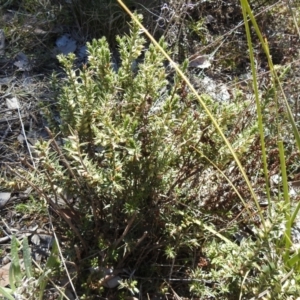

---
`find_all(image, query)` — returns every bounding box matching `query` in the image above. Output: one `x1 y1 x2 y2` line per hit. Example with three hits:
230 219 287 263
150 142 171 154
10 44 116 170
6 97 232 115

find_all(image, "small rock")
0 192 11 208
14 52 32 71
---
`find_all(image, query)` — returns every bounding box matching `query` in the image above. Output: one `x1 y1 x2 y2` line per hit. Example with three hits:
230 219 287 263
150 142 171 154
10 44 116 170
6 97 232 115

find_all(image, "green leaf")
38 270 52 300
38 239 60 300
9 235 21 290
45 239 60 270
8 263 15 292
0 286 15 300
22 237 32 279
287 252 300 268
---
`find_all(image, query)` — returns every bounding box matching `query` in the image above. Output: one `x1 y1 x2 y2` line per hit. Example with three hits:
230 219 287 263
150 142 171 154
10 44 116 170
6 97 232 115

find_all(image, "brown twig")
7 166 88 253
116 231 148 269
113 211 137 248
44 127 82 189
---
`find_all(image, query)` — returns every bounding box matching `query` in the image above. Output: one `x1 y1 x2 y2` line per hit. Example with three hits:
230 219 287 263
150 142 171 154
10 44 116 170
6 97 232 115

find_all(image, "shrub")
8 14 283 298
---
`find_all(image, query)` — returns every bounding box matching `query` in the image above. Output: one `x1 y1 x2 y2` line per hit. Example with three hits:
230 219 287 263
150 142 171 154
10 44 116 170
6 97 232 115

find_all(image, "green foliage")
0 236 62 299
37 239 61 300
22 237 32 279
239 0 300 294
118 278 139 295
10 10 299 299
0 0 299 298
15 195 46 216
9 235 22 291
188 212 300 299
35 14 248 296
0 287 14 300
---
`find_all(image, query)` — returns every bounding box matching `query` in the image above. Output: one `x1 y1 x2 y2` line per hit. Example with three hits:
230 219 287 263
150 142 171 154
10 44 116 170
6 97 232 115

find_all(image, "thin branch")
17 106 35 168
113 211 137 248
116 231 148 269
45 127 82 188
7 166 88 252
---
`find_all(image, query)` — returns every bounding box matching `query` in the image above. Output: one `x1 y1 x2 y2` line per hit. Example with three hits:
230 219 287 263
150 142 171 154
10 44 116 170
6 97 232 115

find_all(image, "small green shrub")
8 13 296 298
37 15 245 296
